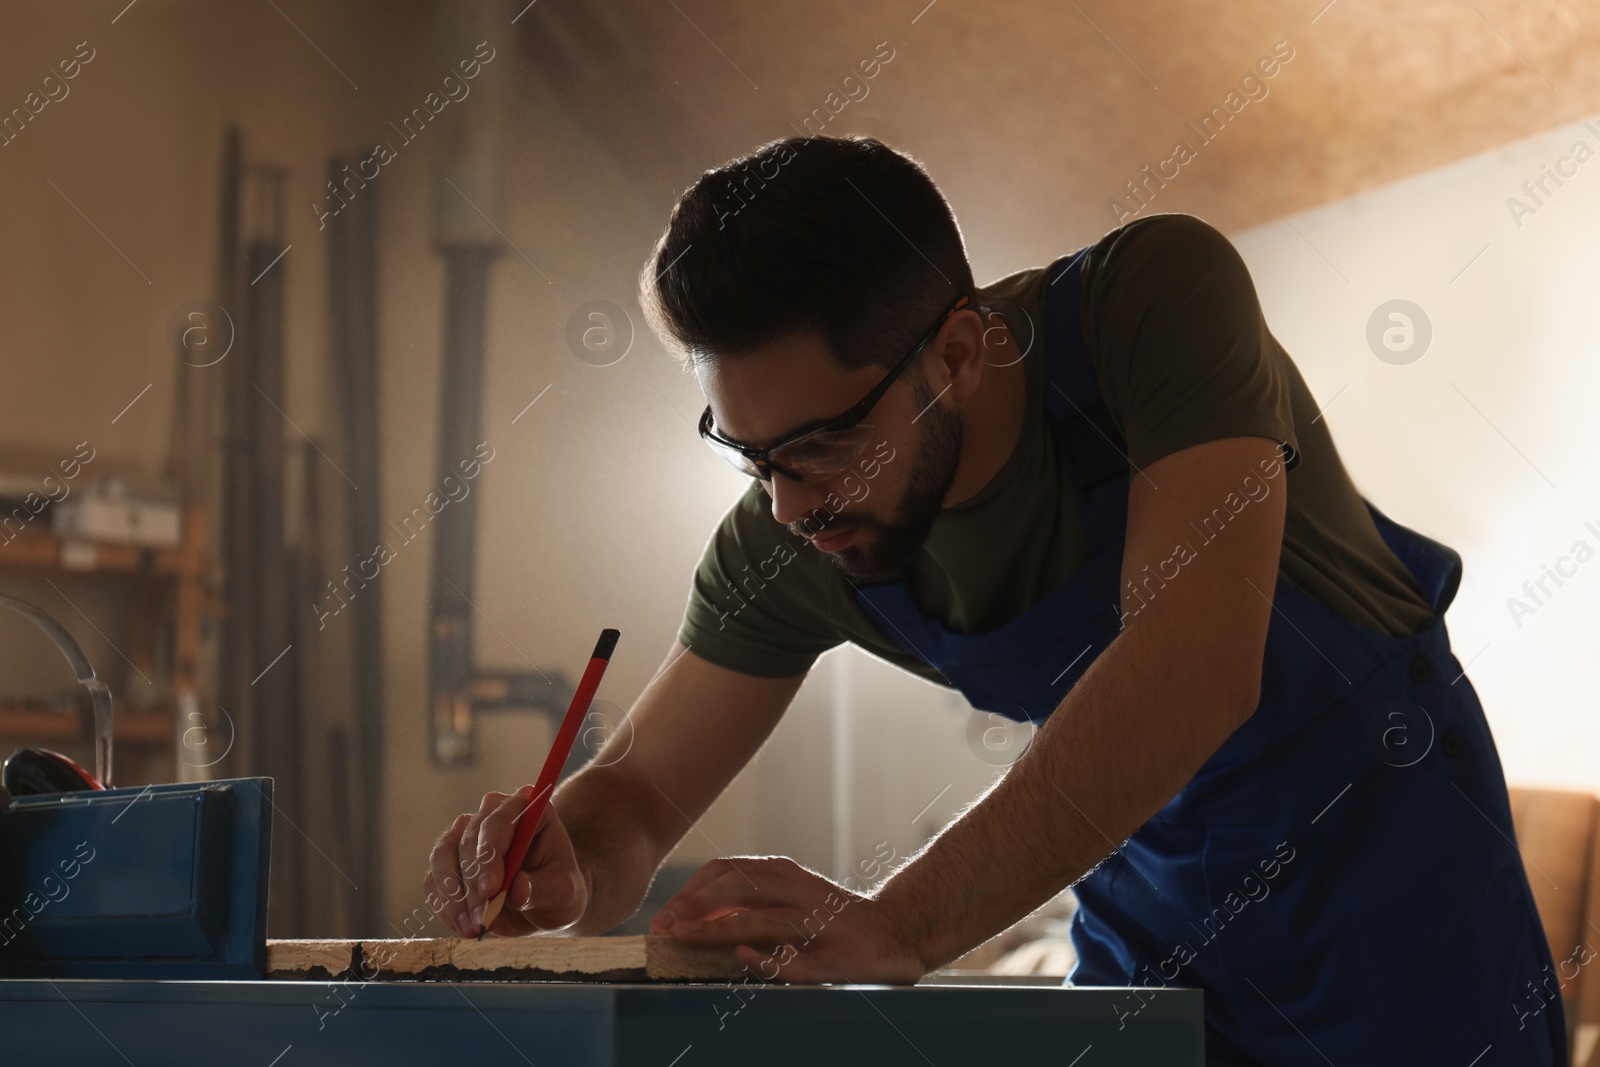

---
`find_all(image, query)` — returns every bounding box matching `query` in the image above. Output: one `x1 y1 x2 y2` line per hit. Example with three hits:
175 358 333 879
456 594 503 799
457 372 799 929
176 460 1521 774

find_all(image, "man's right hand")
424 785 589 938
418 643 808 940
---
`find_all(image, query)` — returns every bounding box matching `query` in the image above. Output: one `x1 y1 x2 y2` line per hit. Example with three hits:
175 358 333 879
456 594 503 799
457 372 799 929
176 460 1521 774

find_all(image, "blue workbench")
0 977 1202 1065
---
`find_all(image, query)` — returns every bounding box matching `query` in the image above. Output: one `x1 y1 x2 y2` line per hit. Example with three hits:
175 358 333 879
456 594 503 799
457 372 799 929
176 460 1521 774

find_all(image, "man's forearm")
873 606 1260 971
557 765 671 935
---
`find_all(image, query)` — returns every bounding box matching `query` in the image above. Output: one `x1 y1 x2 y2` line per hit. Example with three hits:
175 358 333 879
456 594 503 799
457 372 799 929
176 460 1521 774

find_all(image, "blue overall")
855 249 1569 1065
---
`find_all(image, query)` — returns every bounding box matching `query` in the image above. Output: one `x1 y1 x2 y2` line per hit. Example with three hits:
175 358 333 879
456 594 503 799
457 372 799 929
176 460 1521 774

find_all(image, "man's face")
698 331 964 582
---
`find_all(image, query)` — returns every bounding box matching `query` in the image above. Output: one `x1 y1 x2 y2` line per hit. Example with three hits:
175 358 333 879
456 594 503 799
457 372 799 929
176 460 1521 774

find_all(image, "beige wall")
1229 112 1600 791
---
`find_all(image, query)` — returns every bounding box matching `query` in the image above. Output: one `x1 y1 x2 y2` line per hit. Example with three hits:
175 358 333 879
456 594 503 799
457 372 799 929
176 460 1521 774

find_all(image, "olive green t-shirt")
677 213 1435 683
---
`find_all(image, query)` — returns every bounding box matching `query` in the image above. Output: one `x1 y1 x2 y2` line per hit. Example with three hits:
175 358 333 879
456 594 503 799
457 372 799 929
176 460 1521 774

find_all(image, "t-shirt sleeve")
1081 213 1299 471
677 485 841 678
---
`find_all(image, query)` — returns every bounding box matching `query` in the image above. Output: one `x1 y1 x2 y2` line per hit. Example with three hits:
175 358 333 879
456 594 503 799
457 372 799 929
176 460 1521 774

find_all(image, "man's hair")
641 135 973 370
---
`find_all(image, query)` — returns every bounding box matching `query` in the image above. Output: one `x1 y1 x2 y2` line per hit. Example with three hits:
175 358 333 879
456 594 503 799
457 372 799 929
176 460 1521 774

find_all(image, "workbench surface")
0 977 1202 1065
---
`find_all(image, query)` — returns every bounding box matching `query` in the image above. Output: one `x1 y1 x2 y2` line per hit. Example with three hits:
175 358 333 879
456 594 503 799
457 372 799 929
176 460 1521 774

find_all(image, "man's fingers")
426 812 475 936
670 906 808 948
652 859 755 930
670 857 754 904
661 867 758 922
428 789 584 940
468 806 585 937
473 786 535 898
733 943 800 983
512 864 586 931
482 871 535 937
512 812 585 930
524 808 574 879
653 862 790 932
454 791 501 902
457 791 507 899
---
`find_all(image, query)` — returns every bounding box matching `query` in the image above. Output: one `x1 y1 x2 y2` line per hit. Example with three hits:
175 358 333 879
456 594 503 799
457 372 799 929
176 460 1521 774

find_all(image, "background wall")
1230 113 1600 790
0 0 1594 936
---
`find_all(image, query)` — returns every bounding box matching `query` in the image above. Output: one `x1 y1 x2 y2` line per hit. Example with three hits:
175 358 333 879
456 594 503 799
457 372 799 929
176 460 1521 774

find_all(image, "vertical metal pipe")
326 156 385 931
427 247 498 764
426 0 511 765
244 226 304 934
218 129 256 785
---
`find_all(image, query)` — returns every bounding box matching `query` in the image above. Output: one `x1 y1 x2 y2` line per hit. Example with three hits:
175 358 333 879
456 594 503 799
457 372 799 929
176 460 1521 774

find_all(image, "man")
427 136 1565 1064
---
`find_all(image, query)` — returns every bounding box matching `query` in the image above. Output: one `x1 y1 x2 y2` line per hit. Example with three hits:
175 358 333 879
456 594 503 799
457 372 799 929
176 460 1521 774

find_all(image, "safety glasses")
698 292 971 482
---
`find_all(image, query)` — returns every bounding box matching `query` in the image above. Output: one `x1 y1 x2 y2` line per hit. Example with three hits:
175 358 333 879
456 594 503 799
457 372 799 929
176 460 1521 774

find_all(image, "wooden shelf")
0 528 199 578
0 707 77 741
0 705 173 745
119 712 174 744
0 508 209 785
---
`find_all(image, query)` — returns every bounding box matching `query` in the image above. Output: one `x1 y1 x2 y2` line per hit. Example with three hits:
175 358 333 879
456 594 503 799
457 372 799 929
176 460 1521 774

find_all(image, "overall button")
1442 731 1464 757
1409 656 1431 683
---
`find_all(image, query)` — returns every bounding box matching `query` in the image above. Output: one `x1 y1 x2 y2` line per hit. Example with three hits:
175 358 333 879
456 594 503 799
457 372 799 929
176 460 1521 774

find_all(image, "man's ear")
936 309 988 401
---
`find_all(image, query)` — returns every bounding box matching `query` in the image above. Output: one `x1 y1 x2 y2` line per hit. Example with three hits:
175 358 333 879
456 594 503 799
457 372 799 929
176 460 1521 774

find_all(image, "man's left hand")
649 856 926 984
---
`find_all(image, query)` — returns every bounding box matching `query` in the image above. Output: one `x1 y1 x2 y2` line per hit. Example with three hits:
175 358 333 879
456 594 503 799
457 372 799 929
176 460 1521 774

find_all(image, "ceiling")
512 0 1600 256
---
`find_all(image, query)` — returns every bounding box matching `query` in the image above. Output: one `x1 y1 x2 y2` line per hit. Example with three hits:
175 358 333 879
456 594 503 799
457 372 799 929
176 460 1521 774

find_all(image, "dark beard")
832 379 963 583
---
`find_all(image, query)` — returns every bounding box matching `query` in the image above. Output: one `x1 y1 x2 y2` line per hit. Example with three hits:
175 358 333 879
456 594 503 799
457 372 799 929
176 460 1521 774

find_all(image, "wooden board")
265 935 744 983
1509 788 1597 976
1509 786 1600 1067
1577 793 1600 1067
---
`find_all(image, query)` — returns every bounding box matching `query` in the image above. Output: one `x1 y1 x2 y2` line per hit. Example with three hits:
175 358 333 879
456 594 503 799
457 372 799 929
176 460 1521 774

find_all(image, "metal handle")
0 593 113 787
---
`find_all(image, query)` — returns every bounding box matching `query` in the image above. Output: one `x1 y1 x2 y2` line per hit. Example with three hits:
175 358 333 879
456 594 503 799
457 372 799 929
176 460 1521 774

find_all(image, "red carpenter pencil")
477 627 619 937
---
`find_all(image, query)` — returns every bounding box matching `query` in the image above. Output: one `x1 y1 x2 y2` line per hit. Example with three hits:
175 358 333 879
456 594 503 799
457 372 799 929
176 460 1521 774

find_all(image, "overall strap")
1364 500 1464 616
1041 246 1129 551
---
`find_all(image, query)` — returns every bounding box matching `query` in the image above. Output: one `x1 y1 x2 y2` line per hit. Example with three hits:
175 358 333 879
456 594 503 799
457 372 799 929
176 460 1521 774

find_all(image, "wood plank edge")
267 936 742 983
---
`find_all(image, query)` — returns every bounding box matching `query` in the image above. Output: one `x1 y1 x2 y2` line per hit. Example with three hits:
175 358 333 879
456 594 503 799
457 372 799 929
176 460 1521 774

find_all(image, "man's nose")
767 473 830 528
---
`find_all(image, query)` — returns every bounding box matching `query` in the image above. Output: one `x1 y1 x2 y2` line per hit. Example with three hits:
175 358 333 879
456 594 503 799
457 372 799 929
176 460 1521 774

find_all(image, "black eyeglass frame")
697 292 974 482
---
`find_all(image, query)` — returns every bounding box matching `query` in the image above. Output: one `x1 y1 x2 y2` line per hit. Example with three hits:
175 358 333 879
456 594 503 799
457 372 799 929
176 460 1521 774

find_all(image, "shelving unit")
0 507 214 786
